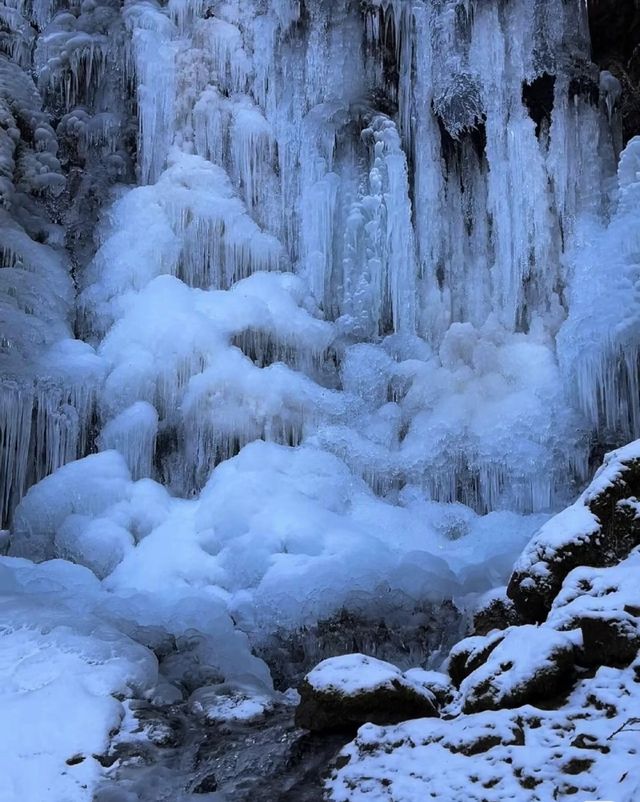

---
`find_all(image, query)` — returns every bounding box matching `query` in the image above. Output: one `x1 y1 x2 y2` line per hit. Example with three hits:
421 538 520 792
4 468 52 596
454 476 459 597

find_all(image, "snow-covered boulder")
549 548 640 667
508 441 640 622
447 629 506 687
459 625 576 713
295 654 438 732
472 586 522 635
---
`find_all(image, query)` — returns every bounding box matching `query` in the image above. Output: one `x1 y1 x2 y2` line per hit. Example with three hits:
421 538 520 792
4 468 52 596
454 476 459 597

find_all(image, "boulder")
295 653 438 732
447 630 505 688
472 587 522 635
547 548 640 667
580 615 640 668
460 625 576 714
507 441 640 622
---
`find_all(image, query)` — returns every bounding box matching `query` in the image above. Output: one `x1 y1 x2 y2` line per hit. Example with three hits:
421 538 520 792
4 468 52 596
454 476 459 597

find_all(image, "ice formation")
1 0 640 796
2 0 635 526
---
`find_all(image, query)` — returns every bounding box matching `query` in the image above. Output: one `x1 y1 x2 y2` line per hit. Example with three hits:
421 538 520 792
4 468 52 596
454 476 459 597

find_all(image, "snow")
0 557 157 802
548 547 640 632
328 631 640 802
304 654 435 701
458 624 575 711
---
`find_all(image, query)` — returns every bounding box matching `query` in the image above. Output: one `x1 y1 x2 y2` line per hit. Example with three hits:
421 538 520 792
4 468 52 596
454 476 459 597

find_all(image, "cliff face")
589 0 640 142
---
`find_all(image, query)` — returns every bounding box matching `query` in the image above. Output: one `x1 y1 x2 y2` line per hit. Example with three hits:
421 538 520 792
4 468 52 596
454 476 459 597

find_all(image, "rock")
580 615 640 668
447 630 506 688
547 548 640 668
192 773 218 794
295 653 438 732
460 625 575 714
589 0 640 142
507 442 640 622
472 587 522 635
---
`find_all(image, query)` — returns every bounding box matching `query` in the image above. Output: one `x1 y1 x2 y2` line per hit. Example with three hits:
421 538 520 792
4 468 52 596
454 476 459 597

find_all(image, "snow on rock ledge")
508 440 640 622
295 654 439 732
327 444 640 802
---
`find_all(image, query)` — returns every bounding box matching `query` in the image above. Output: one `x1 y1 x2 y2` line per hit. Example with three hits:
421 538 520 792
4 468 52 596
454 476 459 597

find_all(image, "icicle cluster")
2 0 638 526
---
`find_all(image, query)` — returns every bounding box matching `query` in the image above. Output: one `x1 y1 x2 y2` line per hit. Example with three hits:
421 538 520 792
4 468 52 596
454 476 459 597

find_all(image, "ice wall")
1 0 637 527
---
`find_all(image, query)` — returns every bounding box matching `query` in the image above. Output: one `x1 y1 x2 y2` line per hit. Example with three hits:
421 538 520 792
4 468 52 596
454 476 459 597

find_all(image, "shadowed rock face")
507 446 640 624
589 0 640 142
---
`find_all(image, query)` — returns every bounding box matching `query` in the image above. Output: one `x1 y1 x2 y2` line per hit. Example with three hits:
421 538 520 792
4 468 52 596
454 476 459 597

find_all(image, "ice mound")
9 442 544 666
559 136 640 440
0 557 157 802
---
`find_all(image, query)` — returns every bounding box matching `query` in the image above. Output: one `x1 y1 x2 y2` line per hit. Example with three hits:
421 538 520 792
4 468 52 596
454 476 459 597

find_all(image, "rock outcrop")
327 443 640 802
507 441 640 623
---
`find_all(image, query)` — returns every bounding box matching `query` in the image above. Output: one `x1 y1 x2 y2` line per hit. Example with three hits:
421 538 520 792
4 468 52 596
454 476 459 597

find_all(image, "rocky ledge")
295 441 640 801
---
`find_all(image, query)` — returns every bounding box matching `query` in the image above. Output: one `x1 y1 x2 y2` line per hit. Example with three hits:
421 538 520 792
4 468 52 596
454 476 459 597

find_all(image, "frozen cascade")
3 0 640 796
3 0 639 522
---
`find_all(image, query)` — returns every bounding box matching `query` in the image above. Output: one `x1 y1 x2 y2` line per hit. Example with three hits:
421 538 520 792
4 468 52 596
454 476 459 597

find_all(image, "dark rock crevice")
589 0 640 142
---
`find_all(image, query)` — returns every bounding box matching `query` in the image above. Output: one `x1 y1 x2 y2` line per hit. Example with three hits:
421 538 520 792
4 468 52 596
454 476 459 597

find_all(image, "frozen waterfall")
2 0 635 526
3 0 640 798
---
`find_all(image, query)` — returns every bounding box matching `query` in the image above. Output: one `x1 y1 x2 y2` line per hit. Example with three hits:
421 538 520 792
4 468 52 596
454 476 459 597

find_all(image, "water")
95 696 347 802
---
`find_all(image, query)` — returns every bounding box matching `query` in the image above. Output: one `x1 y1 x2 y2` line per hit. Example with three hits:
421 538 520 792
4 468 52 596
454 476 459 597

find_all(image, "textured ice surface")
1 0 634 522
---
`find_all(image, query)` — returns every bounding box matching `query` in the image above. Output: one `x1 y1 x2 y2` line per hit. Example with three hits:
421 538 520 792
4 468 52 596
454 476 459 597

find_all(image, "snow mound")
0 557 157 802
304 653 434 700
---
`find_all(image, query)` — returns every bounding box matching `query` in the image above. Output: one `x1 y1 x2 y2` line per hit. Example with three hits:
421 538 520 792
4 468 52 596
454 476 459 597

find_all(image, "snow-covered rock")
472 586 522 635
508 440 640 621
447 629 506 688
459 625 576 713
328 444 640 801
295 654 438 731
549 548 640 667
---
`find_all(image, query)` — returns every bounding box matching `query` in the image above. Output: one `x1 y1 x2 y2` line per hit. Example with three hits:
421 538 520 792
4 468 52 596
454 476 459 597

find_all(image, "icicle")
194 17 250 96
231 103 275 212
124 2 176 185
98 401 158 480
0 382 33 526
